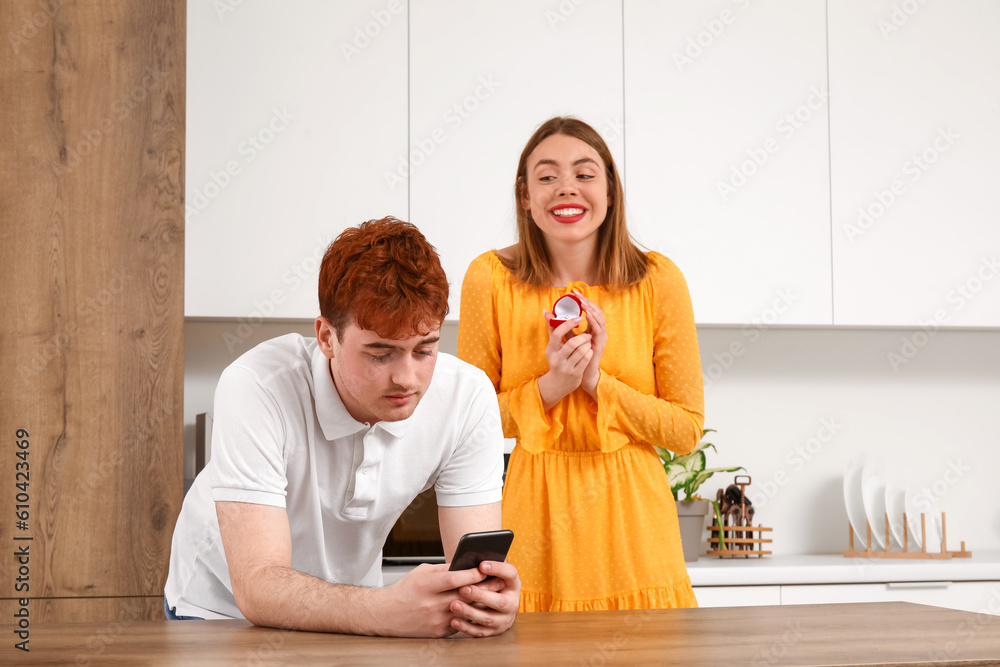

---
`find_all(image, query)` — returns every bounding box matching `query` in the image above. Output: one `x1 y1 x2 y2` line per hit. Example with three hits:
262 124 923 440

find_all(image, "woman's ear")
518 178 530 211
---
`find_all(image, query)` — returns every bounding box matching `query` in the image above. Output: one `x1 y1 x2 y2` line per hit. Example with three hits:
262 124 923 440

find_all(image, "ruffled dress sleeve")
591 253 705 455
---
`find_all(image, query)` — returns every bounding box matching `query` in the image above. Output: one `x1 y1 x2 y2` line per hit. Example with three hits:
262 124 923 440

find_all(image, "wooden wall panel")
0 0 184 617
0 595 164 625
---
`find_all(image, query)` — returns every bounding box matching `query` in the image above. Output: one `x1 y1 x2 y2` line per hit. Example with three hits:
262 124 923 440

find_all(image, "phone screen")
448 530 514 571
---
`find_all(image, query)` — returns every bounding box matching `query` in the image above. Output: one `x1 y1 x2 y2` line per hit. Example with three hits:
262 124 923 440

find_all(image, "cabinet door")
1 0 184 622
624 0 832 325
409 0 624 318
185 0 408 318
694 585 782 608
781 582 1000 616
829 0 1000 326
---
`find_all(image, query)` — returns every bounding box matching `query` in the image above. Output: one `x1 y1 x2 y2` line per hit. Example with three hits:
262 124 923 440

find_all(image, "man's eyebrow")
363 335 440 350
363 342 400 350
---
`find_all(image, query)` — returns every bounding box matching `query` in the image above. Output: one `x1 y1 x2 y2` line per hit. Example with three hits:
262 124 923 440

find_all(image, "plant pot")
676 499 709 562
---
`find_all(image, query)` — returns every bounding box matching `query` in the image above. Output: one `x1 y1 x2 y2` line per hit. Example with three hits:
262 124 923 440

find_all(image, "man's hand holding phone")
447 530 519 637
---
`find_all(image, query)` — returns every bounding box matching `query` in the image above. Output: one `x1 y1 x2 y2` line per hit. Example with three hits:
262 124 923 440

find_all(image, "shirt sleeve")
209 364 289 507
593 255 705 455
432 366 505 507
457 253 565 452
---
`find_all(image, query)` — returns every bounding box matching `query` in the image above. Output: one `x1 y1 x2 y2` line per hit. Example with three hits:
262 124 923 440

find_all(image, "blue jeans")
164 597 204 621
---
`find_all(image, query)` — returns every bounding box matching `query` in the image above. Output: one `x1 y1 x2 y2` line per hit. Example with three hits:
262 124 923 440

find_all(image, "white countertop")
383 552 1000 588
686 551 1000 587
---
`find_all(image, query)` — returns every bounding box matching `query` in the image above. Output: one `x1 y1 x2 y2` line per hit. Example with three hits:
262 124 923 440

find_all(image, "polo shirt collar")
310 342 414 441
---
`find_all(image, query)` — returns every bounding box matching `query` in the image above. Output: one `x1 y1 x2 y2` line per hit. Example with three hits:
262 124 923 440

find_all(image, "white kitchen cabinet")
623 0 832 325
781 581 1000 617
185 0 408 318
409 0 625 318
828 0 1000 327
184 2 1000 328
693 585 781 608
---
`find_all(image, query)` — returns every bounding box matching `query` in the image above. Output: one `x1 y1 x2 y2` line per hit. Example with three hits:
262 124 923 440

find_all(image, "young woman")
457 117 705 612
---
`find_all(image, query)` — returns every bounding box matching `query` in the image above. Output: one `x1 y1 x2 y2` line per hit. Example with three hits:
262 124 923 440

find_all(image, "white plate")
843 453 869 548
861 458 890 550
905 489 941 551
884 477 907 550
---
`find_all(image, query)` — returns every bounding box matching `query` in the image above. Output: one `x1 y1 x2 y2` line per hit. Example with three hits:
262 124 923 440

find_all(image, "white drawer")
781 581 1000 616
693 585 781 608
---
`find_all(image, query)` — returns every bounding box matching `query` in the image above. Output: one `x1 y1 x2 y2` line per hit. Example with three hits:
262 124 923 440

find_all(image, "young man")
165 218 519 637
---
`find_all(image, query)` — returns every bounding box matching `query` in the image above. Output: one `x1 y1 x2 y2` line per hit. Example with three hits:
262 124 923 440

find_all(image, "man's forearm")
235 564 383 635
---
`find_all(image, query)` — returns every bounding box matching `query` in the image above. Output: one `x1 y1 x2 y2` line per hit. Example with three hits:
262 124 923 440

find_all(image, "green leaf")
710 499 726 551
664 449 705 498
653 446 674 464
673 441 716 467
683 466 746 500
660 428 742 501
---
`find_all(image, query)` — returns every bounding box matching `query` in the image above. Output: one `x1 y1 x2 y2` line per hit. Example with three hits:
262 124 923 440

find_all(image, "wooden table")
11 601 1000 665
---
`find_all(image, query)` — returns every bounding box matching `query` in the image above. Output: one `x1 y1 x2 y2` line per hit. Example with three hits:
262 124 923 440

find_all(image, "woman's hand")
573 291 606 401
537 311 593 411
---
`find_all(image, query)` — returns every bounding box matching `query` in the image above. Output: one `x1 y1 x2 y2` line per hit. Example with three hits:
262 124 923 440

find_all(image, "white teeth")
553 208 584 216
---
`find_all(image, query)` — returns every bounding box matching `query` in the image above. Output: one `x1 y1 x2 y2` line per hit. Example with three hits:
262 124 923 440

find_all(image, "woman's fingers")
573 291 605 332
550 332 591 371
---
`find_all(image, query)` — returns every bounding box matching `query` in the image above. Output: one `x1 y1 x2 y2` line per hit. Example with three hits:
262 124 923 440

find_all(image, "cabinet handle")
887 581 953 590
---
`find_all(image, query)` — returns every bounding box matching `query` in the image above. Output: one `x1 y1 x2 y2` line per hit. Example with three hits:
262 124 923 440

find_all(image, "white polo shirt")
165 334 504 619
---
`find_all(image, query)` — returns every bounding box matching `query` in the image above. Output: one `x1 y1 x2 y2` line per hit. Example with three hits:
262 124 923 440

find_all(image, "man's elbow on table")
230 563 286 629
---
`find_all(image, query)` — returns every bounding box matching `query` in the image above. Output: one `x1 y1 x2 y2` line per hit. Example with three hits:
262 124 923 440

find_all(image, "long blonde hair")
502 117 648 288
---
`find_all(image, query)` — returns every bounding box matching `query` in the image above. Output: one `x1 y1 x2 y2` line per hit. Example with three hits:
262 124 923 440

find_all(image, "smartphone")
448 530 514 571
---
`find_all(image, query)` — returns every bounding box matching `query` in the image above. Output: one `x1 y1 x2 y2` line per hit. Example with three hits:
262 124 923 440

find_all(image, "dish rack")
843 512 971 559
707 476 772 558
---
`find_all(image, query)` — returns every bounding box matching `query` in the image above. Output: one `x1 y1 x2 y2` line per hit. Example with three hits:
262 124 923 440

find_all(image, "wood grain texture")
0 595 164 624
0 0 184 610
9 602 1000 666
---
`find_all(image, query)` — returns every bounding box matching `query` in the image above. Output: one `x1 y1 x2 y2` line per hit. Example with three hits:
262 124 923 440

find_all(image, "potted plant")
655 429 744 562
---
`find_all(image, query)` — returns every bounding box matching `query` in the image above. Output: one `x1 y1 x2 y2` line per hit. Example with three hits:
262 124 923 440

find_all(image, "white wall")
184 319 1000 555
182 0 999 559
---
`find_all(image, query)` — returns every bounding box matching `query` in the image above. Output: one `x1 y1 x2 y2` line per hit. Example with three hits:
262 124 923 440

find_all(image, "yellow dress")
457 251 705 612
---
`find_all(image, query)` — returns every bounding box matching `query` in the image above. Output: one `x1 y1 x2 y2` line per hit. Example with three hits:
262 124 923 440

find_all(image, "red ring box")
549 293 582 327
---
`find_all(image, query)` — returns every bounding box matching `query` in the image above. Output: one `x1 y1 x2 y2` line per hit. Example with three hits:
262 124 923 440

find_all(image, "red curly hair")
318 217 449 339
